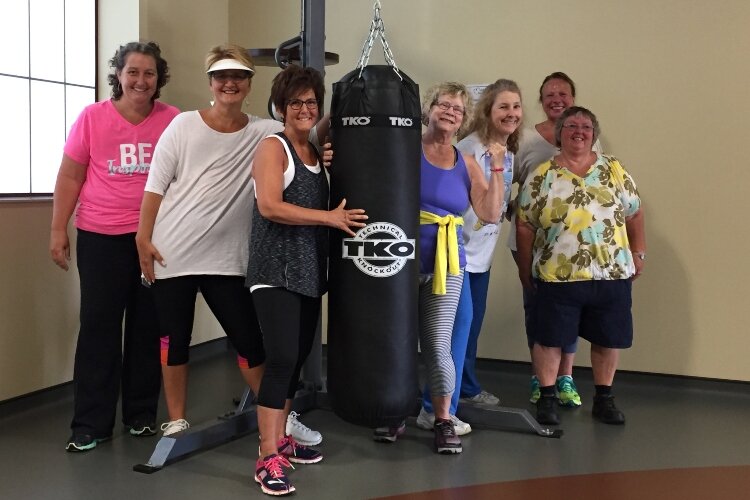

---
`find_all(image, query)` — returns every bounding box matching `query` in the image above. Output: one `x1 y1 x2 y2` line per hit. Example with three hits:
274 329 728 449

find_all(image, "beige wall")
140 0 230 112
228 0 750 380
98 0 140 99
2 0 748 401
0 202 79 400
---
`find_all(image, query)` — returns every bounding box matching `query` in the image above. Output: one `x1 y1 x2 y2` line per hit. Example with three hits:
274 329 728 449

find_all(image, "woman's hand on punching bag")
328 198 367 236
322 136 333 169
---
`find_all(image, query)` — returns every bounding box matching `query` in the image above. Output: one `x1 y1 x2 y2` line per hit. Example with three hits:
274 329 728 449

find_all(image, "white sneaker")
160 418 190 436
285 411 322 446
416 407 472 436
460 390 500 406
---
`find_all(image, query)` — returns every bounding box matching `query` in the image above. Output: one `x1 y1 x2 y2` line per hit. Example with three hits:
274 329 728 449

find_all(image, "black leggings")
73 229 161 435
152 275 265 366
252 287 320 410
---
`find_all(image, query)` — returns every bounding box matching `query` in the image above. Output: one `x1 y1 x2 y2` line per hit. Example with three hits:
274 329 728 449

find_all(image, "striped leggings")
419 270 464 397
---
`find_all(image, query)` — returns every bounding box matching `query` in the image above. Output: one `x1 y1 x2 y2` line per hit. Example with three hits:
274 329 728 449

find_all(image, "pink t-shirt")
64 99 180 234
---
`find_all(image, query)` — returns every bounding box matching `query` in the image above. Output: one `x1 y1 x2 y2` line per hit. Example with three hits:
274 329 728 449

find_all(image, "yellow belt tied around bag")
419 210 464 295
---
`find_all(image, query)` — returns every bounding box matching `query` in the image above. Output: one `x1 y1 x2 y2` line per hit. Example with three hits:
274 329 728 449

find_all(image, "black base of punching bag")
327 66 422 428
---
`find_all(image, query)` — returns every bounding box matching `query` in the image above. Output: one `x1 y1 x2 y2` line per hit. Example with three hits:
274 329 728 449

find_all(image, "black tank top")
246 132 329 297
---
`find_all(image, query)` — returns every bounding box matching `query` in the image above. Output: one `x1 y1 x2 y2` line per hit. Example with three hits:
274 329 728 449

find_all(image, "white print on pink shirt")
107 143 153 175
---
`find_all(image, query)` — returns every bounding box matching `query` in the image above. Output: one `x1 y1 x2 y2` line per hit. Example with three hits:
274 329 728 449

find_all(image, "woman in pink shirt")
50 41 179 452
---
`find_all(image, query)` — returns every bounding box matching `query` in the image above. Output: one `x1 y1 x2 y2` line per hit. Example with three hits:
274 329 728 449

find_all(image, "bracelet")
490 168 504 172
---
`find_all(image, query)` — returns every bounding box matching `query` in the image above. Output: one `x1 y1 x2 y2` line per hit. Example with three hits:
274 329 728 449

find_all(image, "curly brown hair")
108 41 170 101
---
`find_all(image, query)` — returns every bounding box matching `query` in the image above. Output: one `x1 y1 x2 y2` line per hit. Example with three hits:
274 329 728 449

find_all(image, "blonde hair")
204 44 255 76
462 79 522 153
421 82 474 138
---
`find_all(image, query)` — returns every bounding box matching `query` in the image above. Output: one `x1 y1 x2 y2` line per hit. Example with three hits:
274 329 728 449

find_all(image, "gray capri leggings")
419 270 464 397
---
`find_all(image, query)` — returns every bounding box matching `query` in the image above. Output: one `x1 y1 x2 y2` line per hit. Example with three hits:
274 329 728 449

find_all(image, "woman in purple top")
374 82 505 455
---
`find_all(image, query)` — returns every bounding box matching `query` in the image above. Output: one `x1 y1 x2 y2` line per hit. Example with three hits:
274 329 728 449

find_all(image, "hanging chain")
356 0 402 80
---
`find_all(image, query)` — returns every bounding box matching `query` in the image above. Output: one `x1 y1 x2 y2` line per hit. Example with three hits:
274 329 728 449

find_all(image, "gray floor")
1 341 749 500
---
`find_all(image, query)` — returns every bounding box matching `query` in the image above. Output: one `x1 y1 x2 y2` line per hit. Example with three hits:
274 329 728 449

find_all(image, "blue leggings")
460 270 491 398
421 272 472 414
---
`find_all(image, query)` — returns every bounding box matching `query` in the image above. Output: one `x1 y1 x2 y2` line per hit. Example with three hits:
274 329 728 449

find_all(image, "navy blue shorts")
529 279 633 349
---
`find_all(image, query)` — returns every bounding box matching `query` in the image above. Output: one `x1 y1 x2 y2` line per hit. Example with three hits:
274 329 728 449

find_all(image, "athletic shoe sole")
66 441 97 452
285 455 322 464
558 398 582 408
436 445 462 454
129 426 157 437
254 475 295 496
65 436 111 452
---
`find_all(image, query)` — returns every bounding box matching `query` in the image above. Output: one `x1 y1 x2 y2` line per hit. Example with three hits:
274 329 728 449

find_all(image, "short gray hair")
421 82 474 138
554 106 600 147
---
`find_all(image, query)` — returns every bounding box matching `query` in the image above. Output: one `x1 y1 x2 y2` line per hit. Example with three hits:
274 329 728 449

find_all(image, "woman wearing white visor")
136 44 327 446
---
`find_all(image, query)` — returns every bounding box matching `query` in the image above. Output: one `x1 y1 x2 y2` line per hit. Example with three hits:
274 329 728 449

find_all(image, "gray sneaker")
286 411 322 446
160 418 190 436
434 419 462 454
416 407 472 435
373 421 406 443
460 390 500 406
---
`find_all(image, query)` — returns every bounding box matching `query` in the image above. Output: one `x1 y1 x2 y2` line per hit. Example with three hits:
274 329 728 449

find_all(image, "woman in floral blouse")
516 106 645 427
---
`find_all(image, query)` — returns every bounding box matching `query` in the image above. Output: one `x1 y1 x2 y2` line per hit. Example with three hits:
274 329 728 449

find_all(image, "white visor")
206 58 255 75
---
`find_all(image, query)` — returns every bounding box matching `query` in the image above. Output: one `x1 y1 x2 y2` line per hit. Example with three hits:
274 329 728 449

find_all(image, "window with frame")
0 0 96 196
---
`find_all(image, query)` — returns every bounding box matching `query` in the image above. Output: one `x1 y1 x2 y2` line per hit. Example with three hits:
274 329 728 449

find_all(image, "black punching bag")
327 65 421 428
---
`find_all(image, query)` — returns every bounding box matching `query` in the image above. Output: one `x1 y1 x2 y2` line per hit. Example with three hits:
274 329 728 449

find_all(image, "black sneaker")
65 434 111 453
373 421 406 443
592 394 626 425
536 394 560 425
434 419 462 454
127 417 157 437
255 453 295 496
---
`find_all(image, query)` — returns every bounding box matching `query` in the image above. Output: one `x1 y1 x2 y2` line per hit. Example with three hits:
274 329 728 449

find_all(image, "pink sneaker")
255 453 295 496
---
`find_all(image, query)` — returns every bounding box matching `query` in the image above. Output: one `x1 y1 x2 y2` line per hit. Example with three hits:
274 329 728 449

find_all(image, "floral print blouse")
517 155 641 282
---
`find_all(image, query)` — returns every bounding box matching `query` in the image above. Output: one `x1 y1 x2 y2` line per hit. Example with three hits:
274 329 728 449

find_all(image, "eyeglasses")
210 71 251 83
434 101 465 116
288 99 319 110
562 124 594 132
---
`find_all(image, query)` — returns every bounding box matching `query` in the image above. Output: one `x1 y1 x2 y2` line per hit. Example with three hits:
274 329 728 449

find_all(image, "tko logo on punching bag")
336 115 421 129
341 116 371 126
342 222 415 277
388 117 413 127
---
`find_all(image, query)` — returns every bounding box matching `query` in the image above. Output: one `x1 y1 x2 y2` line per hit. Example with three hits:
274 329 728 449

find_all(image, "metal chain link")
356 0 402 80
